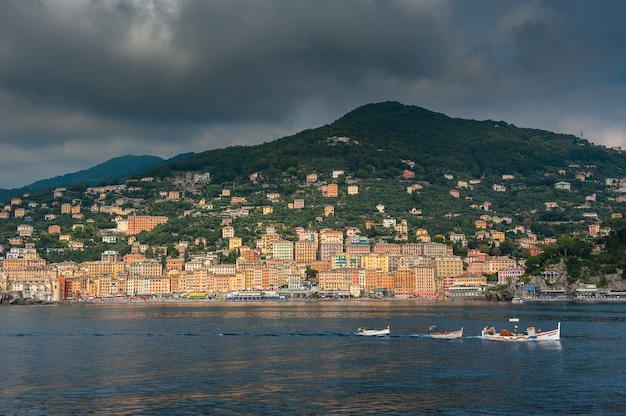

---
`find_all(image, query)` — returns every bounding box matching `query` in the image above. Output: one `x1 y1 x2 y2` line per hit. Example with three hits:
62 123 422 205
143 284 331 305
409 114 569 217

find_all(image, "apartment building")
319 242 343 262
222 225 235 238
82 261 126 283
361 253 390 272
319 229 343 244
318 269 351 291
127 260 163 278
126 215 169 235
483 256 517 274
331 253 359 269
497 267 525 284
294 241 317 263
345 237 371 256
261 233 281 255
229 237 243 251
434 256 464 278
373 243 402 255
322 183 339 197
272 240 294 261
414 266 437 298
166 257 184 272
422 242 450 257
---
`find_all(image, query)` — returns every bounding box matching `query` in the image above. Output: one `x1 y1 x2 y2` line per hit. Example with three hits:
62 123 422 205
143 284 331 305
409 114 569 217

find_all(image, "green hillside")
146 101 626 183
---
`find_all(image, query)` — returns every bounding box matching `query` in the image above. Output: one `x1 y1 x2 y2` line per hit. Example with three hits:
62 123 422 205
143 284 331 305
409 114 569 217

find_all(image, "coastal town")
3 165 626 304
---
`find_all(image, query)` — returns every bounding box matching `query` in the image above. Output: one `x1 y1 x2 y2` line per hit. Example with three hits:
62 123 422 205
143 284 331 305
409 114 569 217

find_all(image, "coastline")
4 294 626 306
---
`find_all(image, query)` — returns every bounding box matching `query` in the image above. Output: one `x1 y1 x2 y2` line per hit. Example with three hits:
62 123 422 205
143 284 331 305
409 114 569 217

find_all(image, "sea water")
1 301 624 415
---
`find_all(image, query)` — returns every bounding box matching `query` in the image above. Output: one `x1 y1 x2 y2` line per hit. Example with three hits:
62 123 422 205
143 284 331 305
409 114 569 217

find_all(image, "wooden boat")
357 326 390 336
482 319 560 342
429 327 463 339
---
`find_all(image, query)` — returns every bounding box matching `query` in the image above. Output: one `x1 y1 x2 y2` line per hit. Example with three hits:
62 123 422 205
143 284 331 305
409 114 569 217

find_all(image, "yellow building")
128 260 163 278
229 237 243 251
149 276 171 294
261 233 281 255
361 253 390 272
452 275 487 286
434 256 464 278
483 256 517 274
294 241 317 263
490 230 506 243
318 269 350 291
83 261 126 280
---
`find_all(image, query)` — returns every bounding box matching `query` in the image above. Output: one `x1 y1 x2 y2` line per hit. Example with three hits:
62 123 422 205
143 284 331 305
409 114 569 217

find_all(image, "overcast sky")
1 0 625 189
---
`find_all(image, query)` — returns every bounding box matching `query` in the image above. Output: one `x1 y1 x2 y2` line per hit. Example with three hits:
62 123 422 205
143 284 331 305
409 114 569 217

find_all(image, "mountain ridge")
144 101 626 185
0 153 195 201
3 101 626 201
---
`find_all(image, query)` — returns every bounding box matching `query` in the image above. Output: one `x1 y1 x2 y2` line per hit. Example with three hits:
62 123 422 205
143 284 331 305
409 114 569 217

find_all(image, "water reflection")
1 301 624 414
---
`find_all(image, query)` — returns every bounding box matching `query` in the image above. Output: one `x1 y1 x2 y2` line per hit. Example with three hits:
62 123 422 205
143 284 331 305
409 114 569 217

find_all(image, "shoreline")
3 295 626 306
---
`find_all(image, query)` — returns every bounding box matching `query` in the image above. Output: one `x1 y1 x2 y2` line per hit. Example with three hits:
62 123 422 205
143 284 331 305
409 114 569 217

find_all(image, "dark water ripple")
1 301 625 415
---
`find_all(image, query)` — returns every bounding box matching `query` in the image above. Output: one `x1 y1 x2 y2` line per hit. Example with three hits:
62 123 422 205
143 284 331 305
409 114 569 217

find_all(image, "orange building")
414 266 437 298
48 225 61 234
126 215 168 235
394 269 416 296
327 183 338 197
166 257 185 272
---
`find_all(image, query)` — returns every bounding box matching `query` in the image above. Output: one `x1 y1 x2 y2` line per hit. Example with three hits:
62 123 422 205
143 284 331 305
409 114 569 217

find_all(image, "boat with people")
357 326 390 336
481 318 560 342
429 326 463 339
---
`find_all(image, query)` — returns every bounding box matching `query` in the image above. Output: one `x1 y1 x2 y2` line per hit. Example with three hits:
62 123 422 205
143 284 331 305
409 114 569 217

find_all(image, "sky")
1 0 626 189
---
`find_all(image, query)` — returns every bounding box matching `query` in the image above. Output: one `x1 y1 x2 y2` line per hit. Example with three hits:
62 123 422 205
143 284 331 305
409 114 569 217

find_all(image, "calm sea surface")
1 300 625 415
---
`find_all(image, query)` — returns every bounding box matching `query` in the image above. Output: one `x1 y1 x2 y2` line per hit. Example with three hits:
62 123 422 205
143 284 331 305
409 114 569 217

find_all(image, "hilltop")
145 101 626 184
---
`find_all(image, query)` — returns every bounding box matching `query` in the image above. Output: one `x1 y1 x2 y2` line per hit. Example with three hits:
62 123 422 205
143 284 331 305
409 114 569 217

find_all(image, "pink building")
497 267 525 284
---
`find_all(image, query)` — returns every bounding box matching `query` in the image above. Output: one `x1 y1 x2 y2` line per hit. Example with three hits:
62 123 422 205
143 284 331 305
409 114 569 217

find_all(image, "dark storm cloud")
1 1 460 123
1 0 626 188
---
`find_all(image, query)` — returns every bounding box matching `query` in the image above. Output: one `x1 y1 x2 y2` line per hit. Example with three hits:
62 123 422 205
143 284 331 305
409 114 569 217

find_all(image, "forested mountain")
0 153 194 201
145 101 626 184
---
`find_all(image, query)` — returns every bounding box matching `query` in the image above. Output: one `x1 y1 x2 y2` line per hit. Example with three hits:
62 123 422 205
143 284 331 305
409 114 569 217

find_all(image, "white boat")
511 297 525 304
429 327 463 339
357 326 390 336
482 320 560 342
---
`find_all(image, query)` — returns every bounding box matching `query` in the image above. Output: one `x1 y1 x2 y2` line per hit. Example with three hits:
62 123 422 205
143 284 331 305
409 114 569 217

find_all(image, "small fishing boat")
481 318 560 342
429 327 463 339
511 296 525 304
357 326 390 336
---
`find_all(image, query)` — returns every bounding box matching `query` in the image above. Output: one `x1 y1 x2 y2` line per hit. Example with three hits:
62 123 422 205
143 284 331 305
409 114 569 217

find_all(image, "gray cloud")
1 0 626 188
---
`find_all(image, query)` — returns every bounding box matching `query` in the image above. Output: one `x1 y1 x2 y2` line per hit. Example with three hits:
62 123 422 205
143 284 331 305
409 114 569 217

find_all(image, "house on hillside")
554 181 571 190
